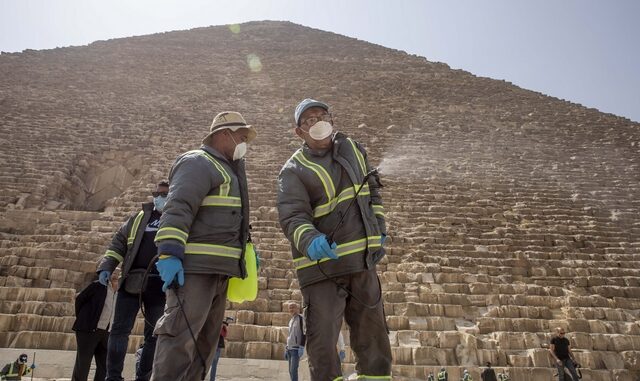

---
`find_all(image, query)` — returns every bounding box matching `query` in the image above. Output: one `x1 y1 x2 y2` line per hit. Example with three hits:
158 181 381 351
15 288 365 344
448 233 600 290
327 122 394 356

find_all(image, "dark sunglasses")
152 191 169 197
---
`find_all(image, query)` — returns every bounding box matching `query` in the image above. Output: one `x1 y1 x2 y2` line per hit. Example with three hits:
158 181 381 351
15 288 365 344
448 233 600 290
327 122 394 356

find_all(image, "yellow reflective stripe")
294 223 315 251
105 250 124 263
201 195 241 207
199 151 231 196
356 376 392 380
333 378 344 381
155 227 188 245
348 138 367 175
184 243 242 259
293 150 335 202
372 204 384 216
294 236 381 270
127 211 145 245
313 184 370 218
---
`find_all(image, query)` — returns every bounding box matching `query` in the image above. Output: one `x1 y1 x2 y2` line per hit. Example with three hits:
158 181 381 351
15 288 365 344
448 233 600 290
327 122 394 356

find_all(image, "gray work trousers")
302 269 392 381
151 274 228 381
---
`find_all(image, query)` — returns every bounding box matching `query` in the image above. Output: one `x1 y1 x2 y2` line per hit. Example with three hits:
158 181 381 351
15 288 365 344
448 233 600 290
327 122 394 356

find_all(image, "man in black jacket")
480 362 497 381
96 181 169 381
71 273 117 381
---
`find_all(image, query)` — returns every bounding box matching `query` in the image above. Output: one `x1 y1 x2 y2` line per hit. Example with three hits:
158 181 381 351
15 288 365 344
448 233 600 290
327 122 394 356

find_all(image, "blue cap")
294 98 329 126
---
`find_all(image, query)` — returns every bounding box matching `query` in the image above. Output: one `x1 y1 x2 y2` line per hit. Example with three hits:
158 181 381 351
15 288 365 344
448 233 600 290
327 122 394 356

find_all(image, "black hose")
318 167 384 309
140 254 208 380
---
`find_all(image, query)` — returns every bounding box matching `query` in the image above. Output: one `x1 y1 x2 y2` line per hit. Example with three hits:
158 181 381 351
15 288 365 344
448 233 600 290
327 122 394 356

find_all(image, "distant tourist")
437 367 448 381
71 273 117 381
285 302 306 381
497 374 510 381
481 362 497 381
97 181 169 381
337 331 346 363
461 368 473 381
277 98 390 380
427 371 435 381
549 327 580 381
0 353 35 380
209 316 234 380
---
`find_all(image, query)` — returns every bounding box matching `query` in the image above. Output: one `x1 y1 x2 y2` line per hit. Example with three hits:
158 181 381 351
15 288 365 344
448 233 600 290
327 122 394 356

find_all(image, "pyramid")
0 21 639 380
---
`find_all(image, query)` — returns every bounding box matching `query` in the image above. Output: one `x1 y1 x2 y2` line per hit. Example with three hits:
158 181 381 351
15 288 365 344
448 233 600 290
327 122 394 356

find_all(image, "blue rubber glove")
30 364 36 369
339 350 346 362
98 270 111 286
156 256 184 292
298 347 304 357
307 235 338 261
381 233 387 246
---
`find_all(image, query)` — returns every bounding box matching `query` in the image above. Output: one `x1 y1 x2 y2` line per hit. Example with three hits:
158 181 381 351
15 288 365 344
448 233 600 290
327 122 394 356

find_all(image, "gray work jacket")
155 145 250 277
277 132 386 287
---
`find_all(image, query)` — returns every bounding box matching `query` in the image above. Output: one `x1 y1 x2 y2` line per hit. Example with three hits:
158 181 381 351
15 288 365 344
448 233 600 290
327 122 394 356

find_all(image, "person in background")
480 362 497 381
71 273 117 381
285 302 305 381
0 354 35 380
337 331 346 363
549 327 580 381
210 317 234 380
97 180 169 381
437 367 448 381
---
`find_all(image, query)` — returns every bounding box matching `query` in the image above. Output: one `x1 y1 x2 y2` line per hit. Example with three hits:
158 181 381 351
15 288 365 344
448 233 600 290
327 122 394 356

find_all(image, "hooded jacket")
277 132 386 287
154 145 250 277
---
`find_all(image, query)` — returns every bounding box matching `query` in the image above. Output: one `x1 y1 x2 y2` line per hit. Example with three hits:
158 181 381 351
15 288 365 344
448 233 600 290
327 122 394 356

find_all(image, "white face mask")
233 142 247 160
308 121 333 140
227 131 248 160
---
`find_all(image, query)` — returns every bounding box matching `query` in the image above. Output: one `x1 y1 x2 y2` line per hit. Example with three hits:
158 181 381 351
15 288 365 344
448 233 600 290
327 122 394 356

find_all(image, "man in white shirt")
285 302 305 381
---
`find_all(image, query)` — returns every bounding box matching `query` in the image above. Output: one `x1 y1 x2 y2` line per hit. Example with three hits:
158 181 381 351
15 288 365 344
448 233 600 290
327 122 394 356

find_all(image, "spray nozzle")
366 167 379 179
365 167 383 188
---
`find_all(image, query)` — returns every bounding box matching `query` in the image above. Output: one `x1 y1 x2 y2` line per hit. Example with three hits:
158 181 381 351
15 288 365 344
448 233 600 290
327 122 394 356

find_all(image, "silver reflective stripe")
199 151 231 196
347 138 367 175
105 250 123 263
127 211 145 245
293 223 315 251
201 195 241 207
185 243 242 259
313 184 370 218
293 150 336 202
294 236 381 270
155 227 189 245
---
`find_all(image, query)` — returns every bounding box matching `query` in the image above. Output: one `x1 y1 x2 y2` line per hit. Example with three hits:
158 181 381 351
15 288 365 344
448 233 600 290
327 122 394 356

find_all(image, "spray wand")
317 167 384 309
326 167 381 243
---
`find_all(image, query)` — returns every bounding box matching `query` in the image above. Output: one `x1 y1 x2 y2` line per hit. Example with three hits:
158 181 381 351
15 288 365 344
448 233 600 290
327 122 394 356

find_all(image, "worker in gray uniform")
277 99 391 380
150 111 256 381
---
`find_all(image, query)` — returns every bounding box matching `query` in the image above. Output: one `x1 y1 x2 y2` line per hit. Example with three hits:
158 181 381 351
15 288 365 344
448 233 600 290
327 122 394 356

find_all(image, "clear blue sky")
1 0 638 122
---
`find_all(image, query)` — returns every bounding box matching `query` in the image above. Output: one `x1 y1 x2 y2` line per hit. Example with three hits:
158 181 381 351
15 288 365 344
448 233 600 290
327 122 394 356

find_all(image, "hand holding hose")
307 235 337 260
156 255 184 292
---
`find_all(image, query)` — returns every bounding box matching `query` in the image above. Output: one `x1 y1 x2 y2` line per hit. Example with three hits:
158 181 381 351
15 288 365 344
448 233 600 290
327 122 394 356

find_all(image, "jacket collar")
301 132 347 158
141 202 155 213
200 144 234 165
